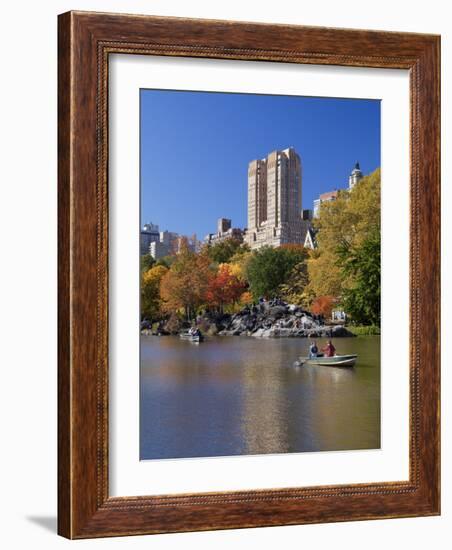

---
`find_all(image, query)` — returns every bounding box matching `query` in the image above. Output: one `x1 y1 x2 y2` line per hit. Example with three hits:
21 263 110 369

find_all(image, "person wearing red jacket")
322 340 336 357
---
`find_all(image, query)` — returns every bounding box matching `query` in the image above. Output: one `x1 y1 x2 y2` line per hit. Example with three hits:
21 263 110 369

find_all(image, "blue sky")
141 89 380 239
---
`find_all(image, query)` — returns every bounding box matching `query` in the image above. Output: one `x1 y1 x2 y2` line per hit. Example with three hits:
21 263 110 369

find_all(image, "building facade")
313 162 364 217
302 209 313 221
141 224 200 259
159 230 179 250
348 161 363 189
149 240 170 260
149 232 200 259
245 147 308 249
204 218 244 245
313 190 339 218
304 227 317 249
140 222 160 255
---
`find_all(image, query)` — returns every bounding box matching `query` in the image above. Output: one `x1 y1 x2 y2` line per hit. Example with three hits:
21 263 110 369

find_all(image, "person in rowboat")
309 341 318 358
322 340 336 357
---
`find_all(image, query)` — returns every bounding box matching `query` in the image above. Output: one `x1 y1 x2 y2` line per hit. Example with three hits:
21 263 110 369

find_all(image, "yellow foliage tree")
228 250 253 282
141 265 168 320
307 168 380 302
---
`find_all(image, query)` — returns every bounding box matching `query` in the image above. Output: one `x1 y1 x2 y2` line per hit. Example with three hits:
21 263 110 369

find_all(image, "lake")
140 335 380 460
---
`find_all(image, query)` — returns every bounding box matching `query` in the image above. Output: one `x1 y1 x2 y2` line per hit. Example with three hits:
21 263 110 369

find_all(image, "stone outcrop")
217 301 354 338
141 301 355 338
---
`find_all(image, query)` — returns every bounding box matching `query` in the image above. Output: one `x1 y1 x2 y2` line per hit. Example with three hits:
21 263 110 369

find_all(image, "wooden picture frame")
58 11 440 538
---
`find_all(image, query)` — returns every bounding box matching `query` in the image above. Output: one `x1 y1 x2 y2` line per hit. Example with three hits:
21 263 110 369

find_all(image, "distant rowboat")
179 332 204 343
298 354 357 367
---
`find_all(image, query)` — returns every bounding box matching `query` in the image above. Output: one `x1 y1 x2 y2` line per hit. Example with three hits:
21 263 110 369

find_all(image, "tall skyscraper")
247 158 267 230
245 147 308 249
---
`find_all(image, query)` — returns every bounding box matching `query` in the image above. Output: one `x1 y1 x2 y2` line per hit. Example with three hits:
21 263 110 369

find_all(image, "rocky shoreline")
143 300 355 339
216 302 354 338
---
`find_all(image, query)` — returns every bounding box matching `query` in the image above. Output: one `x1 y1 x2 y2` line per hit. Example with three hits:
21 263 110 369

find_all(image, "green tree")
245 245 307 299
140 254 155 273
205 238 245 264
278 261 310 306
338 228 381 326
155 255 176 269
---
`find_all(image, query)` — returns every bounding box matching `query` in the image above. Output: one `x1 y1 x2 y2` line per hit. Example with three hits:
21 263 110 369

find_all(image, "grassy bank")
347 325 381 336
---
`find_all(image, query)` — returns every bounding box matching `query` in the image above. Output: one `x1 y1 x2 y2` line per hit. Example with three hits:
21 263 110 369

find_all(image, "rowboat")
298 354 357 367
179 332 204 343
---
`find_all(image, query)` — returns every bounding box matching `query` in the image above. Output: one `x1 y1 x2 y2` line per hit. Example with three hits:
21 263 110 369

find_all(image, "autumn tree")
228 249 253 282
205 264 246 313
160 242 211 320
313 169 380 253
141 265 168 320
307 168 381 323
239 291 254 307
307 248 343 298
311 295 335 318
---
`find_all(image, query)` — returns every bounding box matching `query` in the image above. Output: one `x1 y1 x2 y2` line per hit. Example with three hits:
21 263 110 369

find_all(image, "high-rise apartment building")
245 147 307 249
140 222 160 255
247 158 267 231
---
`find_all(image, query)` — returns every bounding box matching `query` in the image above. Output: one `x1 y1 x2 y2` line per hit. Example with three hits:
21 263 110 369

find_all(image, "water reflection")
140 335 380 459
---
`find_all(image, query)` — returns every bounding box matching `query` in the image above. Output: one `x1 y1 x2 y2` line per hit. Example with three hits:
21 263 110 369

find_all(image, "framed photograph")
58 11 440 538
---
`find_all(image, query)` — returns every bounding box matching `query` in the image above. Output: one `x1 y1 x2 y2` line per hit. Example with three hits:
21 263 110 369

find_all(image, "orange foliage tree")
239 291 254 306
311 295 335 318
160 241 211 320
205 264 246 313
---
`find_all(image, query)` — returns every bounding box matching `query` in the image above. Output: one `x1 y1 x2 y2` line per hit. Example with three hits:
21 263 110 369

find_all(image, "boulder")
330 325 355 337
268 305 288 319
